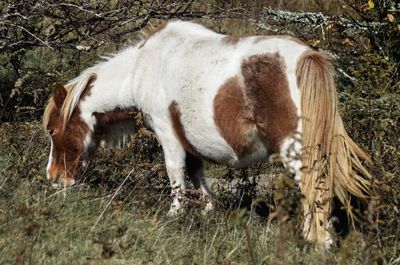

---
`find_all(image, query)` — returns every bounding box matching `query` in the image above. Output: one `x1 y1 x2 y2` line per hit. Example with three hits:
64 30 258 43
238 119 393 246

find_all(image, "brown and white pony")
43 21 372 248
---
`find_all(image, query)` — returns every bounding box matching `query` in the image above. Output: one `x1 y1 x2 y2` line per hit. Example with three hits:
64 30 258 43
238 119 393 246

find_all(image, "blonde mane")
61 68 97 130
43 98 55 131
43 67 97 132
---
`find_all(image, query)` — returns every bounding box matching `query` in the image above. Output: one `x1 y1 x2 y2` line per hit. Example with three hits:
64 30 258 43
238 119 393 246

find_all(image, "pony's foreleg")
185 153 214 213
166 160 186 217
155 128 187 216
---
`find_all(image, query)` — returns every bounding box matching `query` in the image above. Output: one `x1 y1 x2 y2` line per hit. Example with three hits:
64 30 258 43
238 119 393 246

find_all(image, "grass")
0 177 333 265
0 122 399 265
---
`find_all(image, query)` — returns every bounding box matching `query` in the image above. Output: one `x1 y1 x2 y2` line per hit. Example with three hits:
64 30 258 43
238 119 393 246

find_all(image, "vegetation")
1 0 399 264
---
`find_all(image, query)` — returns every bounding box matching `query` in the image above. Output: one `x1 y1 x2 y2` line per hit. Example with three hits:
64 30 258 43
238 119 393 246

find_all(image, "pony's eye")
48 129 55 136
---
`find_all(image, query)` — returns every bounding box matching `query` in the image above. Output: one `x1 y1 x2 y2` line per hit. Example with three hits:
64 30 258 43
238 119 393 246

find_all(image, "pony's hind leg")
280 134 333 248
279 134 303 186
185 153 214 213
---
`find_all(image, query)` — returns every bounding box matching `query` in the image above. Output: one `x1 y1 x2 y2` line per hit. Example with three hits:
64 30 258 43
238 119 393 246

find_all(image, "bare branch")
0 20 54 50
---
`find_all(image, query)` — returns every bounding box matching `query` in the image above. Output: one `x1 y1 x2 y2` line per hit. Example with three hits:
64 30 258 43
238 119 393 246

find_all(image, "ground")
0 121 398 265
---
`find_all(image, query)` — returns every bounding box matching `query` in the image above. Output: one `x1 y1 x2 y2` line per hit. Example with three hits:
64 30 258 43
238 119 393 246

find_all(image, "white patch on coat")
46 138 54 180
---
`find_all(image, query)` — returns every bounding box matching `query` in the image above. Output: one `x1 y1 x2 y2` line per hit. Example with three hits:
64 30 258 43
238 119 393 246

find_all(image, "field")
1 122 398 265
1 1 399 264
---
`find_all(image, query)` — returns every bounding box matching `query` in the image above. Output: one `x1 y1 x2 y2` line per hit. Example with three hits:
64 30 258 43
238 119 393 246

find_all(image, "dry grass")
0 122 399 265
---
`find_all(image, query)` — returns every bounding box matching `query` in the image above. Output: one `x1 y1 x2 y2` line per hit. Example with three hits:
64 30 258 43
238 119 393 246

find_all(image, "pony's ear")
53 84 67 107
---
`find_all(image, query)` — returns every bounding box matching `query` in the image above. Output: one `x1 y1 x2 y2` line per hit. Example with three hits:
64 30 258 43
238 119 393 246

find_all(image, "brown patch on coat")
254 35 306 46
44 78 96 184
214 53 297 157
92 107 138 145
222 35 241 45
93 108 137 132
169 101 202 157
241 52 298 152
214 77 255 158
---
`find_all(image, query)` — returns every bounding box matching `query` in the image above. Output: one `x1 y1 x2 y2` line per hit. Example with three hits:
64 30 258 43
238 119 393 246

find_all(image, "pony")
43 20 373 248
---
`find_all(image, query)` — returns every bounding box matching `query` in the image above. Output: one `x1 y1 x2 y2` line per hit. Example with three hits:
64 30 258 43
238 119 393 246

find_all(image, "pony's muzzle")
50 175 76 188
47 166 76 188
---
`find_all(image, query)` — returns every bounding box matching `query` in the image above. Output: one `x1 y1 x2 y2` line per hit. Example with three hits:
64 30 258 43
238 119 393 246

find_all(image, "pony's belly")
187 128 238 163
226 132 270 168
192 126 270 168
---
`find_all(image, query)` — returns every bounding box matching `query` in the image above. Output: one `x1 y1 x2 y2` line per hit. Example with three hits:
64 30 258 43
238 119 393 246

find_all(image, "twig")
0 21 54 50
337 67 358 83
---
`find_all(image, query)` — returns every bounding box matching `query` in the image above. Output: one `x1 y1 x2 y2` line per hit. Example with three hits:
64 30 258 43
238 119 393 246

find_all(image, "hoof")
318 233 334 250
303 216 334 250
167 206 186 217
167 198 186 217
201 201 214 215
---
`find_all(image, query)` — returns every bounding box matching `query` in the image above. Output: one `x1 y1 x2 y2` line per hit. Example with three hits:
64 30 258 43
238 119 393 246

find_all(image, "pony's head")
43 84 92 187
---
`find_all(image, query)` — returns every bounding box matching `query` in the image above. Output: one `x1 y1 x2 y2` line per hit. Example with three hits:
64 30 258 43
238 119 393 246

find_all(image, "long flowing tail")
296 50 373 247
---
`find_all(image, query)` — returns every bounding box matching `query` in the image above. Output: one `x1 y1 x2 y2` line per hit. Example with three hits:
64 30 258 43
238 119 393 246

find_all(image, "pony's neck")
70 46 148 149
78 46 143 132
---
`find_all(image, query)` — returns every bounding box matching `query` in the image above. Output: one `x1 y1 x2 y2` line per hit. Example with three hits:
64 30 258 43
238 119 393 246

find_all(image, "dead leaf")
342 38 353 46
311 39 320 46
